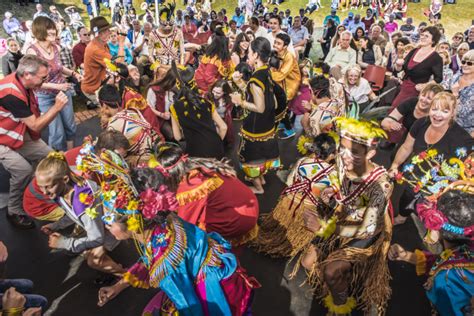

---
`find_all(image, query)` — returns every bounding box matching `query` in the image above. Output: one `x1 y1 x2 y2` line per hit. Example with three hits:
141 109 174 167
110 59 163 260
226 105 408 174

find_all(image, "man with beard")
149 2 185 65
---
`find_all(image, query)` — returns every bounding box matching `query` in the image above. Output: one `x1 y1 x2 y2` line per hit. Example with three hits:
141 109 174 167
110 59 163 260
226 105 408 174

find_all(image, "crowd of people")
0 0 473 315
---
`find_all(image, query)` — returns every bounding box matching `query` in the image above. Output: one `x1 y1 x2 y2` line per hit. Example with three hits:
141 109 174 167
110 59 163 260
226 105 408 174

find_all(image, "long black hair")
231 32 250 57
250 37 272 63
154 143 236 191
437 189 474 245
309 75 330 99
204 35 231 61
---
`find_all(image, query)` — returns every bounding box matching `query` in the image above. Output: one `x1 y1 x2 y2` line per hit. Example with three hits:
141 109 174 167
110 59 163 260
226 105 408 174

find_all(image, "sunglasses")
461 60 474 66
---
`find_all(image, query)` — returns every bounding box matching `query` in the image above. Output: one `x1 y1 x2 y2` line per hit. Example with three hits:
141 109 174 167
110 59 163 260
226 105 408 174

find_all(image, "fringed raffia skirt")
290 212 393 315
252 194 321 258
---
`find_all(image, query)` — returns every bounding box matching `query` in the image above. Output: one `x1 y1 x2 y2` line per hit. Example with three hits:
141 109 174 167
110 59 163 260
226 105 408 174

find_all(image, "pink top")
29 44 64 94
385 22 398 34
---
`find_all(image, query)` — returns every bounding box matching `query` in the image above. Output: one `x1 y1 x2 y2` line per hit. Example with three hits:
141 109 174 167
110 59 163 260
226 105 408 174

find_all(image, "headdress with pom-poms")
158 0 176 22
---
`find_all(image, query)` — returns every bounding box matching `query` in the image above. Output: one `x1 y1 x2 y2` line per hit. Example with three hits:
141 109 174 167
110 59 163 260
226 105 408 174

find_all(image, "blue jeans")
0 279 48 310
36 90 76 151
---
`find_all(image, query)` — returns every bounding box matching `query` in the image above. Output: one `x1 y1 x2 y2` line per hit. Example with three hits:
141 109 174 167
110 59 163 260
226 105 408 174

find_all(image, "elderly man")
249 17 268 39
348 14 365 35
127 19 143 51
2 12 21 37
323 30 357 79
468 26 474 50
134 22 154 81
33 4 49 20
0 55 68 229
72 26 91 70
288 15 310 59
370 24 388 54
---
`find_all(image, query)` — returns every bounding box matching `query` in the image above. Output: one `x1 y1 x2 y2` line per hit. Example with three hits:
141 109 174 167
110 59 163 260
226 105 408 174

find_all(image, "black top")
397 97 418 130
323 25 336 44
170 96 224 160
402 48 443 84
362 48 376 65
1 51 22 77
409 117 474 157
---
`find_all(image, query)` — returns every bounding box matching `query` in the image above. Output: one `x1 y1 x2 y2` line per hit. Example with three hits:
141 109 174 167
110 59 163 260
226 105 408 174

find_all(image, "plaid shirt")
59 46 74 70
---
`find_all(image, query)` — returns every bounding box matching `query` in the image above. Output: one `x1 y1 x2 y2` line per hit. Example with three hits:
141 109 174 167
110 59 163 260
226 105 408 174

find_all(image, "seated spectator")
318 18 337 58
306 0 320 14
357 36 383 69
48 5 63 24
108 29 133 64
127 19 143 51
438 50 453 90
134 22 153 81
33 4 50 20
21 20 34 55
384 14 399 36
386 37 410 73
381 82 444 139
467 26 474 50
2 12 21 37
231 7 245 28
288 15 309 58
437 41 451 54
348 14 365 35
400 17 415 38
342 12 354 28
370 25 388 54
72 27 91 71
249 16 268 39
1 38 22 76
58 19 73 50
324 30 357 79
353 26 366 48
362 9 375 31
411 21 427 44
452 49 474 136
227 20 242 38
182 14 197 39
323 9 340 26
341 65 376 110
450 31 465 56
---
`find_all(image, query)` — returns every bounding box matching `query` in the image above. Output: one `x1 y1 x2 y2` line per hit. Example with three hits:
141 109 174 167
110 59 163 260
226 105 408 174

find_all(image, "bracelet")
387 115 399 122
2 306 25 315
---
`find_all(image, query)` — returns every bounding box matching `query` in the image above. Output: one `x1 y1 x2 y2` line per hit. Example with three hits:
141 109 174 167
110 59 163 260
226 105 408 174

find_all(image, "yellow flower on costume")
412 155 423 164
85 207 98 219
440 249 454 260
316 216 337 240
426 149 438 159
102 190 117 201
297 135 312 155
127 216 141 232
127 200 139 211
148 155 160 168
79 193 89 204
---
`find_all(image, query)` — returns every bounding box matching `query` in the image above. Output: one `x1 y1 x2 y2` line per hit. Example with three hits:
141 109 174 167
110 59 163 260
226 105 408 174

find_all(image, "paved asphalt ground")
0 117 432 316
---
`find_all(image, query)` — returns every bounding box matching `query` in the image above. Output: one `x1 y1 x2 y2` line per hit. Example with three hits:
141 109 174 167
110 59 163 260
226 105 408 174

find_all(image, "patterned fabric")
28 44 65 95
59 46 74 70
123 214 258 316
453 73 474 134
150 28 184 65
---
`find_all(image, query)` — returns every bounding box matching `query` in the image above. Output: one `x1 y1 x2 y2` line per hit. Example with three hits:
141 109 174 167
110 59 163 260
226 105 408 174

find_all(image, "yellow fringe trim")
123 271 150 289
230 224 259 247
200 55 235 78
323 294 356 315
415 249 427 276
176 176 224 205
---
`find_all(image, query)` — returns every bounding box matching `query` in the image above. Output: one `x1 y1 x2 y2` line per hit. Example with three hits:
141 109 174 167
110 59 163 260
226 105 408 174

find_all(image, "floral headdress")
76 139 179 234
333 117 387 147
399 148 474 240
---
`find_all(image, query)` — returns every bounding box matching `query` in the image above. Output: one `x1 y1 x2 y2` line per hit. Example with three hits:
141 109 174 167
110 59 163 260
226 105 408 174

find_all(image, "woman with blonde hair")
341 65 376 111
388 92 474 224
35 152 126 276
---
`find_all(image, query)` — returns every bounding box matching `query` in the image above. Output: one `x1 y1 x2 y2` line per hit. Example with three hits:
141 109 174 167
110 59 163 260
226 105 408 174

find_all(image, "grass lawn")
2 0 473 39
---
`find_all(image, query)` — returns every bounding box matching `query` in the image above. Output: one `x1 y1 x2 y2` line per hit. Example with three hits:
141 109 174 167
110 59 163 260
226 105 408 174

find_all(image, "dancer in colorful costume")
389 179 474 316
98 84 161 167
253 133 337 258
230 37 281 194
76 148 259 315
297 117 393 315
153 142 259 248
149 1 185 65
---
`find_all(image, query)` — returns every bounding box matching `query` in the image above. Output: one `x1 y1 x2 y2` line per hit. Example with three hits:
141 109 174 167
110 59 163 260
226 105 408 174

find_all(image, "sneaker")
277 122 286 131
278 128 296 139
6 213 35 229
86 101 99 110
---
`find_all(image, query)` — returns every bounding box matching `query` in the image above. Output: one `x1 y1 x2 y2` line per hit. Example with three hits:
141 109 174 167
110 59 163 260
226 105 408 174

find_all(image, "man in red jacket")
0 55 67 228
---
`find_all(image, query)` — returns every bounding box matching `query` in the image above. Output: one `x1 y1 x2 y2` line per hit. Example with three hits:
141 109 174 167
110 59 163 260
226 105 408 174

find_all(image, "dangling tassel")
323 294 356 315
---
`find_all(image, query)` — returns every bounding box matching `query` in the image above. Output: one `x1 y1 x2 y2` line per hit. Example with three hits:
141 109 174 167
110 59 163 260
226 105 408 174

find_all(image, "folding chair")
363 64 386 92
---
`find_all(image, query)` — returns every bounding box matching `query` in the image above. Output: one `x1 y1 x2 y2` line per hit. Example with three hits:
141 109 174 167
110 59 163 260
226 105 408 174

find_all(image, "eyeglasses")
81 33 90 36
453 36 463 40
461 60 474 66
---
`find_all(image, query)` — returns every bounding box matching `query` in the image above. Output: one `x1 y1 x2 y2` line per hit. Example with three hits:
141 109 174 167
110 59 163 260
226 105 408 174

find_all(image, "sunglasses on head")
461 60 474 66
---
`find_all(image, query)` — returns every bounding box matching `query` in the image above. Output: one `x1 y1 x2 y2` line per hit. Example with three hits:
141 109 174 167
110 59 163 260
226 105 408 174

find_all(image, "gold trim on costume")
176 175 224 205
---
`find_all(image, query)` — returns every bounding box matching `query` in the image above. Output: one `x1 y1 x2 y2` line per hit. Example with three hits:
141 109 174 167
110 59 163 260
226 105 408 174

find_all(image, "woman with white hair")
2 12 21 37
452 49 474 136
450 42 469 75
341 65 376 111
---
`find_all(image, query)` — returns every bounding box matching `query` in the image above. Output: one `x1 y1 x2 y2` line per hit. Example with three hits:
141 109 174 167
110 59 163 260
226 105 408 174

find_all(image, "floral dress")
453 73 474 134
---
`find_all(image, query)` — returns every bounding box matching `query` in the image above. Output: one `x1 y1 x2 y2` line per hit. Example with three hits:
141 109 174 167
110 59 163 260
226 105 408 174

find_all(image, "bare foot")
393 215 407 226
